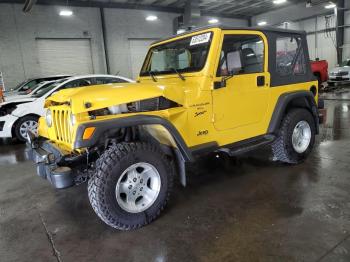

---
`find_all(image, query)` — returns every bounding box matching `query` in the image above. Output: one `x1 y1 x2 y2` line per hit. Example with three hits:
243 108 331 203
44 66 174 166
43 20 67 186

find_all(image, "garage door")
36 39 93 76
129 39 159 79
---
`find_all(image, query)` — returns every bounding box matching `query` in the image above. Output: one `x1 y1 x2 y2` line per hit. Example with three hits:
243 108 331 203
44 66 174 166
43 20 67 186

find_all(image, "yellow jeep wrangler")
27 26 322 230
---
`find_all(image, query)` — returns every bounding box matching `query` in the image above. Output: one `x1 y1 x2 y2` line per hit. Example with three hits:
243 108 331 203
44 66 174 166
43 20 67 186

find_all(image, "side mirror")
214 79 226 89
214 74 234 89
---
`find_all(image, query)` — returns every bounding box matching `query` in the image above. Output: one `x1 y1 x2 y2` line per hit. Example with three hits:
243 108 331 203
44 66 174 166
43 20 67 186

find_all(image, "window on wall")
217 34 264 76
276 36 306 76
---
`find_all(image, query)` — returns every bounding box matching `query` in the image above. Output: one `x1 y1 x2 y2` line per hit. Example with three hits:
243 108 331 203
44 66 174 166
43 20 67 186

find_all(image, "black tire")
88 142 174 230
14 115 39 142
271 108 315 164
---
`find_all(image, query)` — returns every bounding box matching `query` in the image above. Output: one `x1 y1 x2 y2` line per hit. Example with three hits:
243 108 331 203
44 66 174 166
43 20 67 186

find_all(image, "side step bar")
226 135 275 156
190 134 276 158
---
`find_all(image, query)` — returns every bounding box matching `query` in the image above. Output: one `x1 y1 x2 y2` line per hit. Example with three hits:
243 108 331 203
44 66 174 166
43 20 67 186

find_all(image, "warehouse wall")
103 8 179 79
0 3 248 88
252 2 350 69
0 4 106 89
103 9 248 79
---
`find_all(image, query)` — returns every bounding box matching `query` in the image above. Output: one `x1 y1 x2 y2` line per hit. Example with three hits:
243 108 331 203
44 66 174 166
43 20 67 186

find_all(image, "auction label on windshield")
190 33 211 46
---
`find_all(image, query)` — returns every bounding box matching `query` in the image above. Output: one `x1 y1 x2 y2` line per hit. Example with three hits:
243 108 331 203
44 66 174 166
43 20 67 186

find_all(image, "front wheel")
88 142 174 230
272 108 316 164
14 115 39 142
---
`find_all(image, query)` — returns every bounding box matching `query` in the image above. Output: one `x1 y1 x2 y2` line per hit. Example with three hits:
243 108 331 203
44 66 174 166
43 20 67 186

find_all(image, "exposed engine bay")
88 97 179 119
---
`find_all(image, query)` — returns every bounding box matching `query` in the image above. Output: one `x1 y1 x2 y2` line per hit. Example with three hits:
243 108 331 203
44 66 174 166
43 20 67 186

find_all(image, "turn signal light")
83 127 95 140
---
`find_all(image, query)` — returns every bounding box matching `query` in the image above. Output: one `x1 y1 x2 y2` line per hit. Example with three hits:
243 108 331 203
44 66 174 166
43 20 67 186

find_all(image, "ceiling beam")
0 0 184 13
0 0 250 19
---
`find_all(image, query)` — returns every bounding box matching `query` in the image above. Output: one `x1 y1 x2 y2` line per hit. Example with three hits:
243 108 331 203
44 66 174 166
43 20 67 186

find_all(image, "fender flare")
268 90 319 134
74 115 194 162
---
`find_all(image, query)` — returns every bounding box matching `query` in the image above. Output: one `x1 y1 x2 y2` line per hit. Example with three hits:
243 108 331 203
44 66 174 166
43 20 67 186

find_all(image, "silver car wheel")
115 162 161 213
292 120 311 153
19 120 38 140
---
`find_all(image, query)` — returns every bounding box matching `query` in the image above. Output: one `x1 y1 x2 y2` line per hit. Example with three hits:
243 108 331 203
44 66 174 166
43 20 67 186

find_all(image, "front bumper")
26 132 75 189
0 114 18 138
328 76 350 85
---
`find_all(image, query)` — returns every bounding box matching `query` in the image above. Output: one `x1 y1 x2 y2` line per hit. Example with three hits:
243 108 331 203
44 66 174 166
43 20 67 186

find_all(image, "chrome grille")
52 109 72 143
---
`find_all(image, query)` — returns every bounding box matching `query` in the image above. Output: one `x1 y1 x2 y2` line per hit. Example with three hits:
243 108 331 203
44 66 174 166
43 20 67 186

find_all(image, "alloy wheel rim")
115 162 161 213
19 120 38 139
292 120 311 153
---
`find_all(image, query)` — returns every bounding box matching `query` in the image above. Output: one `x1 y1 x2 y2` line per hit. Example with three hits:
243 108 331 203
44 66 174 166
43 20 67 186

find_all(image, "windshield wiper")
169 68 185 81
148 71 157 82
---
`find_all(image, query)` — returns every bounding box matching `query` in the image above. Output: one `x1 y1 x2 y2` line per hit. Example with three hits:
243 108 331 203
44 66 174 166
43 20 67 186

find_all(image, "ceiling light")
273 0 287 4
258 21 267 26
208 18 219 24
146 15 158 21
59 9 73 16
325 3 336 9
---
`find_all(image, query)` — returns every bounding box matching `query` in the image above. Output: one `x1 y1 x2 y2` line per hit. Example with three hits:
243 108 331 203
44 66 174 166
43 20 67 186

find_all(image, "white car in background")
0 75 134 141
4 75 70 95
328 59 350 86
4 80 57 102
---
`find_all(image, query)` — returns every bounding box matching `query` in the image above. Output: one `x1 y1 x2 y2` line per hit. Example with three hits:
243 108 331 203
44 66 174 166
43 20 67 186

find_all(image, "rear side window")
276 36 306 76
95 77 128 84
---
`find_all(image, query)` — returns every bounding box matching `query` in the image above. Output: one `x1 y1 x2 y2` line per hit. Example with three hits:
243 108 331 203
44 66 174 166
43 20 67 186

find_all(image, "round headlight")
70 113 76 126
46 109 52 127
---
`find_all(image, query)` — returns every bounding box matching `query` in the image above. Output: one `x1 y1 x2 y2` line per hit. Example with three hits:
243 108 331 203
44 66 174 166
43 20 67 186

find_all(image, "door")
212 32 270 131
36 39 93 75
128 38 159 79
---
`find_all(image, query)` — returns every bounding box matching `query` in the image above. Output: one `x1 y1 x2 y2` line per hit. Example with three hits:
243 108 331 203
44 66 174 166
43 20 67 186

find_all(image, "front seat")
241 48 262 73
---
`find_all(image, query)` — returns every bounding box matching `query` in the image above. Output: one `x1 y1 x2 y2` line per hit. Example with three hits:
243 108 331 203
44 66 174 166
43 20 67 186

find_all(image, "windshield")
31 80 65 98
140 31 213 77
14 79 41 92
13 80 27 91
340 60 350 67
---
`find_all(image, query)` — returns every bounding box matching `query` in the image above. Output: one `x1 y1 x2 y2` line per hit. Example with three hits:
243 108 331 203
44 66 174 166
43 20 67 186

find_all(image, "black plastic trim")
189 135 275 157
74 115 194 162
268 90 320 134
190 142 219 156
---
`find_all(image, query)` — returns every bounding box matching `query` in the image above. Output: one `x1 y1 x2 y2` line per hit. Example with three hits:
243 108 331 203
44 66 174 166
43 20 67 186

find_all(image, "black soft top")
153 25 306 45
152 25 314 87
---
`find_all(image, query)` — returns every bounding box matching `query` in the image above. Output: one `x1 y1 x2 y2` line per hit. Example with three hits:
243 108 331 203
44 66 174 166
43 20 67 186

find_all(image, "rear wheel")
88 142 174 230
272 108 315 164
14 115 39 142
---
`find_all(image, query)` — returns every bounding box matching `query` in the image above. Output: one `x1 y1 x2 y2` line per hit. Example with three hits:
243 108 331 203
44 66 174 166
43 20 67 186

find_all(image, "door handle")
257 76 265 87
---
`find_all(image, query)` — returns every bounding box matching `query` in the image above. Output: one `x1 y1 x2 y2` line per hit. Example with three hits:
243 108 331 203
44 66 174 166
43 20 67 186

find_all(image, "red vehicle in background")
311 58 328 87
0 89 3 103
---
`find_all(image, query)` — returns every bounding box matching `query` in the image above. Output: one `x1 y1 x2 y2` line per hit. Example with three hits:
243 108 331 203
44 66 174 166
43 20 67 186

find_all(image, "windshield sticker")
190 33 211 46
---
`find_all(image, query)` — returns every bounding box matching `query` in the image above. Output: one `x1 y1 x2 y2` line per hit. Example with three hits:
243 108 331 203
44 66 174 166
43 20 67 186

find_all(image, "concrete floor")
1 91 350 262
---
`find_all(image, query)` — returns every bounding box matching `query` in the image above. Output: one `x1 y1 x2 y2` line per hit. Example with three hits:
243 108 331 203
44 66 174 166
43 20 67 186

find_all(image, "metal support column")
336 0 345 65
100 7 111 74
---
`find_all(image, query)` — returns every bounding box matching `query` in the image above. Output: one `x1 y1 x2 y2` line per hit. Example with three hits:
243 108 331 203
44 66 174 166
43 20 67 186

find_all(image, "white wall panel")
36 39 93 75
128 39 159 79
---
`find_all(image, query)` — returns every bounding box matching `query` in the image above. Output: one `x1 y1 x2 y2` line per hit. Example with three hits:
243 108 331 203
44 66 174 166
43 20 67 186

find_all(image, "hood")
330 66 350 73
0 97 36 107
4 94 32 102
46 82 185 114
